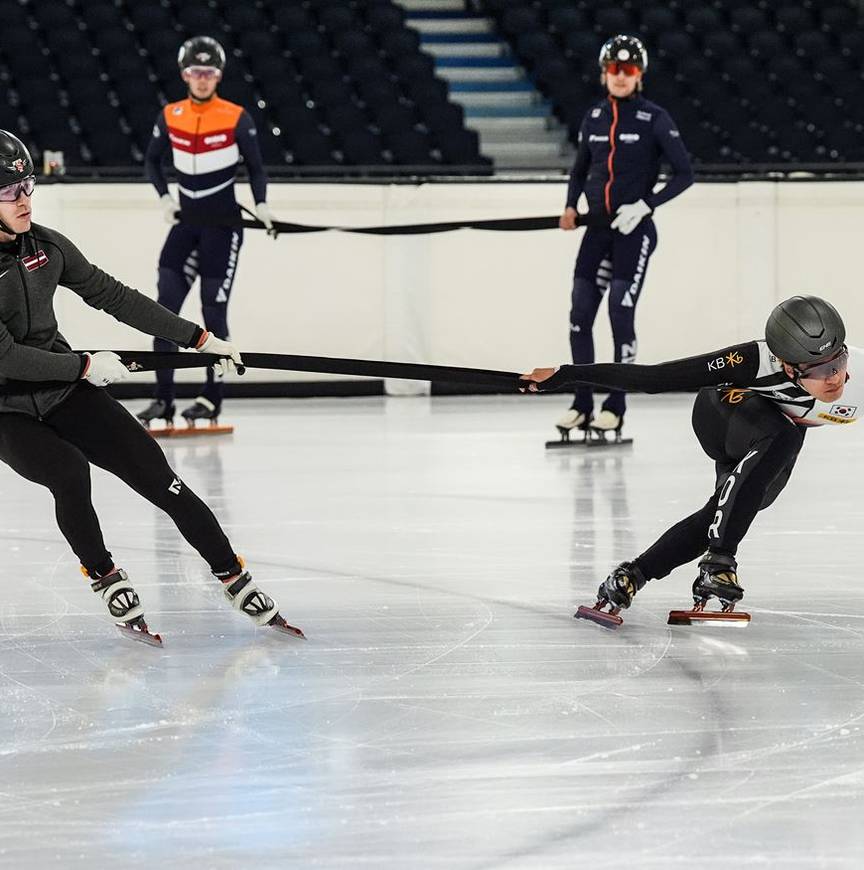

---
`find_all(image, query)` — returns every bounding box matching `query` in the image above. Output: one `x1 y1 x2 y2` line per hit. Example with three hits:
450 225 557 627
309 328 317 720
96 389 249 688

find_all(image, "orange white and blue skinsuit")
145 95 268 408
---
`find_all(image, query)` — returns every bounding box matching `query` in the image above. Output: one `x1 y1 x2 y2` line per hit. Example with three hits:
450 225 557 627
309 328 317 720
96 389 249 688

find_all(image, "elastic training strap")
175 207 611 236
0 352 527 395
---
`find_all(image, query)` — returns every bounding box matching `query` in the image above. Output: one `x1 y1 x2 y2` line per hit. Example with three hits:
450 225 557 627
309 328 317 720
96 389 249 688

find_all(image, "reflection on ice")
0 396 863 868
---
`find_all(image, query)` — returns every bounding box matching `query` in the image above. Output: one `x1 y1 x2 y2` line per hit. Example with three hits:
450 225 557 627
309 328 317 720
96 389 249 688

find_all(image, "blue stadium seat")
387 130 435 164
546 6 588 36
288 130 338 166
501 7 543 38
324 102 372 137
437 129 488 165
641 7 677 36
594 8 633 35
380 29 422 59
340 129 389 165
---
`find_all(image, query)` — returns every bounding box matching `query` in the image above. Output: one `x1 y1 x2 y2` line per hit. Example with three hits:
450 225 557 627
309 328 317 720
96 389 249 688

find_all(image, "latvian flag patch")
21 250 49 272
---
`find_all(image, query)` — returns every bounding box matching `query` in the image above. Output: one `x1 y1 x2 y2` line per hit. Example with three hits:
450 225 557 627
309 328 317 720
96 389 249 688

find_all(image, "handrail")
38 162 864 184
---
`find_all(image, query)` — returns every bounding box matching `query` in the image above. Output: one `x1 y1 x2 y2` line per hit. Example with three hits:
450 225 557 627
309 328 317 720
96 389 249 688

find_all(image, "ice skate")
576 560 646 628
85 566 163 647
546 408 593 449
668 552 751 626
587 410 633 447
171 397 234 437
216 560 305 639
136 399 175 436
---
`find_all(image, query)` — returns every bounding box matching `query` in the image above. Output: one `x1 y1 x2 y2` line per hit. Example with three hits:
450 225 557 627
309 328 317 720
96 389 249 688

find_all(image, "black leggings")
636 387 805 580
0 383 235 576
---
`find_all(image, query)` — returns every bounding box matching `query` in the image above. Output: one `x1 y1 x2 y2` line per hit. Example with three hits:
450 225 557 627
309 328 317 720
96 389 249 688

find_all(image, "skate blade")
585 436 633 448
545 438 592 449
160 426 234 438
545 432 633 449
546 441 587 450
546 426 583 449
116 622 164 647
575 604 623 629
270 621 306 639
667 609 751 627
145 426 176 439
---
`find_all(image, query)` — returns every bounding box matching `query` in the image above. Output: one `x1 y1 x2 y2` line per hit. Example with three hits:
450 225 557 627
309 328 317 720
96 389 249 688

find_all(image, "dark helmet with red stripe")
0 129 34 185
599 35 648 73
177 36 226 72
765 295 846 364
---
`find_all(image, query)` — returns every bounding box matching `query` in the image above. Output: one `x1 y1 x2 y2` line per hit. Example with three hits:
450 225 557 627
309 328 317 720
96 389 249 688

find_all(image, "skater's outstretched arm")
45 229 204 348
521 341 760 393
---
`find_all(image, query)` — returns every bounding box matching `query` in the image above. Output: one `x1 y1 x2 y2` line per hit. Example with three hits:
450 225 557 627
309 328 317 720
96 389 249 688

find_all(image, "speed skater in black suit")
521 295 851 626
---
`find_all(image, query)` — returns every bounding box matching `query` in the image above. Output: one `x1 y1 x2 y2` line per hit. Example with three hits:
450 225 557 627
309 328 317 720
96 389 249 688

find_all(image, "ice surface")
1 394 863 869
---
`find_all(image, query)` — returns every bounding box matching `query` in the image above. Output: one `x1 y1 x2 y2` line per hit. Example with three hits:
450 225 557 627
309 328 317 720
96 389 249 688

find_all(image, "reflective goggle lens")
0 175 35 202
185 66 220 80
796 346 848 381
605 62 641 76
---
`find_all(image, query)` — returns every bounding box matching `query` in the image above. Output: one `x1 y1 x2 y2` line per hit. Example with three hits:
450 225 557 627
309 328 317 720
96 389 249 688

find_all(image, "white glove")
196 331 244 377
610 199 652 235
255 202 278 238
81 351 128 387
161 193 179 225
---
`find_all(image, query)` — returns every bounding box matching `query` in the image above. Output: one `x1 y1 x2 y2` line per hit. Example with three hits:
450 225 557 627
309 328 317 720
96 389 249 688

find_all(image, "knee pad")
570 278 602 332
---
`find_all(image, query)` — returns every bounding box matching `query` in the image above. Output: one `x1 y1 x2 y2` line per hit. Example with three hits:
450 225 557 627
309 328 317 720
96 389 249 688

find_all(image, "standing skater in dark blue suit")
556 35 693 440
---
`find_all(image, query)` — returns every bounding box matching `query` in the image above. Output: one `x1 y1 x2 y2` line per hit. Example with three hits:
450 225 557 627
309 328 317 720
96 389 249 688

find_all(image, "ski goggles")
604 62 642 77
183 66 221 80
794 345 848 381
0 175 35 202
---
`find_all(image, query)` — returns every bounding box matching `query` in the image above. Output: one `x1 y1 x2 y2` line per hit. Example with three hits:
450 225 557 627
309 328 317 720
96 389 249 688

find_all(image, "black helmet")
765 295 846 364
177 36 226 72
0 129 34 186
599 35 648 72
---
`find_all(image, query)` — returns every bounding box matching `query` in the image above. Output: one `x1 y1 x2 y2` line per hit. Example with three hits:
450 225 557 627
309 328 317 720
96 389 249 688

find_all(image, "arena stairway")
397 0 573 169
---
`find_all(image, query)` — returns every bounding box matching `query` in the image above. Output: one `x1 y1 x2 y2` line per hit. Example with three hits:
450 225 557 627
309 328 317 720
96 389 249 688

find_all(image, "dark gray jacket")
0 223 202 418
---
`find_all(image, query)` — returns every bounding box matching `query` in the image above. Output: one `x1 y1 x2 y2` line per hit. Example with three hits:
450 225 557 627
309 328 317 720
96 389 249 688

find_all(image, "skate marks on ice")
0 548 688 869
3 398 864 866
472 616 864 870
244 554 744 870
465 630 729 870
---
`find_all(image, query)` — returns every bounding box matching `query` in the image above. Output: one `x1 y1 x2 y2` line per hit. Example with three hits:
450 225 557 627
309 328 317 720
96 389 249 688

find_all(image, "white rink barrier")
36 180 864 388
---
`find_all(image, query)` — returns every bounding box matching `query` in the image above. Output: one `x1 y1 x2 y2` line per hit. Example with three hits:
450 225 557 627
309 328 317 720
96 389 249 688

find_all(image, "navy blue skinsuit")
565 92 693 418
145 95 267 410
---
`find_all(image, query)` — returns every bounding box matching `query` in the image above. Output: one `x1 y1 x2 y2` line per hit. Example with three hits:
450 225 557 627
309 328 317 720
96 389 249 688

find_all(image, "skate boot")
588 410 632 446
592 410 621 431
668 552 751 626
136 399 175 429
215 558 305 638
546 407 592 448
557 408 590 431
575 560 646 628
181 397 219 426
692 552 744 610
84 566 163 646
